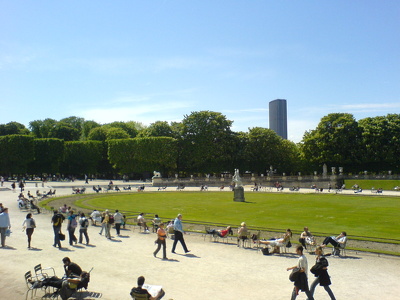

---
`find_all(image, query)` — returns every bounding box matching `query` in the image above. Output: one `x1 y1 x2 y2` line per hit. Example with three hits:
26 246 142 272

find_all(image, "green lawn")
345 179 400 191
69 192 400 241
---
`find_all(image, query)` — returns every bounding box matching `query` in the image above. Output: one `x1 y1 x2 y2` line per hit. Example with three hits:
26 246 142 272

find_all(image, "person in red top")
207 226 232 237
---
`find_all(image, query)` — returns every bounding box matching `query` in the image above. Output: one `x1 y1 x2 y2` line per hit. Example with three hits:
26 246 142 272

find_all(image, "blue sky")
1 1 399 142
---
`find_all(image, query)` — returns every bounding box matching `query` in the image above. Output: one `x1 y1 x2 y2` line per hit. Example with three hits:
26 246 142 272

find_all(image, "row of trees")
0 112 399 177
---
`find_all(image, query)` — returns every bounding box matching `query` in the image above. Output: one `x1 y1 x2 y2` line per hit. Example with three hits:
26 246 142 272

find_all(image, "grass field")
60 192 400 242
345 179 400 190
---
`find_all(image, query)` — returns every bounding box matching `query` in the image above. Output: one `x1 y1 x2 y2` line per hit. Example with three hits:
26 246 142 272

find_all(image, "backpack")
53 214 63 226
70 217 78 228
80 218 89 228
108 215 114 224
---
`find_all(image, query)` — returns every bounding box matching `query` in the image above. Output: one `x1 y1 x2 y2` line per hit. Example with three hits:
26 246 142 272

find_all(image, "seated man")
321 231 347 252
298 226 316 249
137 213 149 232
30 271 90 300
206 226 232 238
62 257 82 278
130 276 165 300
152 214 162 232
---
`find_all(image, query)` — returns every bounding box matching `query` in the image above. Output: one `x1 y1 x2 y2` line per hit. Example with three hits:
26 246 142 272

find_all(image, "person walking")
22 213 36 249
51 210 65 249
171 214 190 254
78 213 90 245
308 246 336 299
0 208 11 248
67 211 78 246
287 245 314 300
99 211 106 235
113 210 123 236
153 223 168 260
103 210 111 239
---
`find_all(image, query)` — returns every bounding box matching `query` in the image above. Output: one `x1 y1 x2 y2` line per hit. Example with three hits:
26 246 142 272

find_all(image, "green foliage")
137 121 175 138
0 135 34 173
87 126 108 141
29 118 57 138
81 120 101 140
106 127 130 140
301 113 362 171
180 111 236 173
108 137 178 173
49 122 80 141
61 141 103 174
29 138 65 174
104 121 138 138
358 114 400 171
0 122 30 136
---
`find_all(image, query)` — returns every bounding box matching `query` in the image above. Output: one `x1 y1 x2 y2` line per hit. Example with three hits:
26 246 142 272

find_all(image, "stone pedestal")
233 186 245 202
152 178 163 186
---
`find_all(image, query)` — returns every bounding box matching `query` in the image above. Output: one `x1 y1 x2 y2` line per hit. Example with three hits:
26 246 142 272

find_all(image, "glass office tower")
269 99 287 139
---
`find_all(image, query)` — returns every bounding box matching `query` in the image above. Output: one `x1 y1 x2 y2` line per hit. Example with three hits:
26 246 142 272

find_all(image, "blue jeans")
308 278 336 300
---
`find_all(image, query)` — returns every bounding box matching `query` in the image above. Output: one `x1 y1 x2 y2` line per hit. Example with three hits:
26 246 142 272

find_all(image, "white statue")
152 171 161 178
232 169 243 187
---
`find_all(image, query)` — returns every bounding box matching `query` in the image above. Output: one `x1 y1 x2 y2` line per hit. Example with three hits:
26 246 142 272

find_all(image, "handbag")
286 241 292 248
261 247 270 255
59 232 66 241
289 267 301 282
5 229 11 237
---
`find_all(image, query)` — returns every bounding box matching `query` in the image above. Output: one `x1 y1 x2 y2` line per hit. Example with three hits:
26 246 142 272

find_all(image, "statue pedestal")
233 186 245 202
152 177 163 186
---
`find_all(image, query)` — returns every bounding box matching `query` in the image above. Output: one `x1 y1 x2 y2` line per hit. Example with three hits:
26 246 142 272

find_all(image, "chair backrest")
130 291 150 300
34 264 41 275
25 271 32 281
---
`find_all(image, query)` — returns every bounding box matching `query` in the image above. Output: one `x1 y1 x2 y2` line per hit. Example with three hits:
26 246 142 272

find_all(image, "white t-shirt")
297 255 308 277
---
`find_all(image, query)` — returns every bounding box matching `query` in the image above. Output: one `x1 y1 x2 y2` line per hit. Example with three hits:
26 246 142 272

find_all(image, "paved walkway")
0 180 399 300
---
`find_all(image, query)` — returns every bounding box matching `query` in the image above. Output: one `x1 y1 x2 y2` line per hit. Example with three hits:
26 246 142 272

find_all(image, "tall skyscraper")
269 99 287 139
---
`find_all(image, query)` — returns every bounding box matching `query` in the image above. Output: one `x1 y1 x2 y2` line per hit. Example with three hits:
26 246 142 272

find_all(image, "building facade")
269 99 287 139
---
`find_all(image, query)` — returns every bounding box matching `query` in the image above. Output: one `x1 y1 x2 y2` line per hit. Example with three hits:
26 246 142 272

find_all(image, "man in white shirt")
287 245 314 300
114 210 123 236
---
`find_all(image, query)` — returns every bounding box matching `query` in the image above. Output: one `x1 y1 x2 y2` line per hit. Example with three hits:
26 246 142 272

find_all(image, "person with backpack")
52 210 65 249
78 213 90 245
67 211 78 246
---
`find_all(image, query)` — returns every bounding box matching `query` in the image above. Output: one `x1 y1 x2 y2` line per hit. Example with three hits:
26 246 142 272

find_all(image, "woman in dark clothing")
308 246 336 300
22 213 35 248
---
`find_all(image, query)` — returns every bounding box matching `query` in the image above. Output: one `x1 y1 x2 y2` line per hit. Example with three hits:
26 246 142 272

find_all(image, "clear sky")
1 1 399 142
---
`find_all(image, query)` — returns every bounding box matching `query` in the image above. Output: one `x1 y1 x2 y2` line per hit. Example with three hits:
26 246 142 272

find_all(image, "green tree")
0 135 34 174
243 127 284 174
29 138 65 174
104 121 138 138
0 122 30 136
358 114 400 172
29 118 57 138
180 111 236 173
108 137 178 174
81 120 101 140
87 127 108 141
49 122 80 141
106 127 130 140
301 113 362 172
61 141 103 175
137 121 175 138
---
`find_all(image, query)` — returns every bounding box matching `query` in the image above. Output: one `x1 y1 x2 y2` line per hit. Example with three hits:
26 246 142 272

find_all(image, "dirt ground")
1 180 399 300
